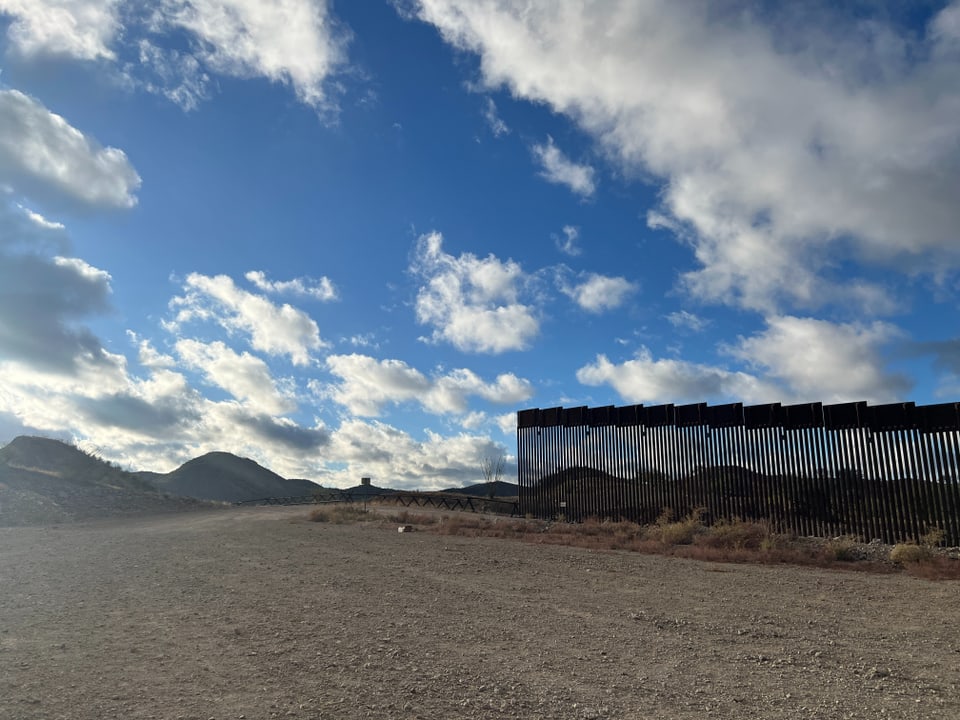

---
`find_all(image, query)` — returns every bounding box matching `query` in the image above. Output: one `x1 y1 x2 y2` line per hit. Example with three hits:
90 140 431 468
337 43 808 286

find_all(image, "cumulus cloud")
154 0 348 111
324 353 533 416
0 0 122 60
578 315 910 405
725 315 911 403
245 270 338 301
324 418 508 490
0 250 115 372
2 1 350 112
175 338 296 415
557 270 637 314
411 231 540 353
413 0 960 312
577 348 781 406
168 272 325 365
531 136 595 198
0 89 141 210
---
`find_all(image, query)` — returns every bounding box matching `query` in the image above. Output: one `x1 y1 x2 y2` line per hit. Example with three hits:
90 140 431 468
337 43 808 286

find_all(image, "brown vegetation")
319 503 960 580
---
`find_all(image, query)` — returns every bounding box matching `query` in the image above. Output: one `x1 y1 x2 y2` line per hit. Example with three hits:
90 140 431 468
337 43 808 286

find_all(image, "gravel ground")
1 506 959 720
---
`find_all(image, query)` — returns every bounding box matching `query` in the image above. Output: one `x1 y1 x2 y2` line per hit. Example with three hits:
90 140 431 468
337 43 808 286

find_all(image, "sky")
1 1 959 489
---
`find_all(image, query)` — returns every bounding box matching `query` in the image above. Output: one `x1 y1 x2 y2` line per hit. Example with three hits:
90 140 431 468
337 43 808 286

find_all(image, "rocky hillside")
0 436 213 526
143 452 320 503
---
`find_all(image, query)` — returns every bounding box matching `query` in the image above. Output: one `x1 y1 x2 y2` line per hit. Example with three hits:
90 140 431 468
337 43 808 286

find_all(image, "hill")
444 480 519 498
0 436 213 526
145 452 320 503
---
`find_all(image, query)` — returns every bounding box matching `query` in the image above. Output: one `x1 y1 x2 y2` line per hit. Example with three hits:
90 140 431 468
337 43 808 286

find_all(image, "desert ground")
1 506 958 720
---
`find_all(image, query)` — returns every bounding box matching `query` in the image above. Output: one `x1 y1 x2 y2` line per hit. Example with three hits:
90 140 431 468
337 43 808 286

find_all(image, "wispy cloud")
554 225 581 256
531 136 595 198
482 97 508 137
666 310 709 333
245 270 338 301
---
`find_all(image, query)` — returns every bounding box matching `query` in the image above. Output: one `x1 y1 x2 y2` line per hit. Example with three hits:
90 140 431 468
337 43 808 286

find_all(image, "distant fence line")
236 491 520 516
516 400 960 545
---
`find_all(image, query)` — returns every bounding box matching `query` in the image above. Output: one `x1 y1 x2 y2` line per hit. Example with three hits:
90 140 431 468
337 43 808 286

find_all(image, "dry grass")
308 504 960 579
307 504 371 524
823 536 861 562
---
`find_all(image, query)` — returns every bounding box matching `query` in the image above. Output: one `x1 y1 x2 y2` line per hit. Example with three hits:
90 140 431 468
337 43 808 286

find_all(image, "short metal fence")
517 401 960 545
236 491 519 516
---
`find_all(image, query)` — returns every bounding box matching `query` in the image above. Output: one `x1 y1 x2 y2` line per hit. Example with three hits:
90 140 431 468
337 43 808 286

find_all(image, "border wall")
516 401 960 545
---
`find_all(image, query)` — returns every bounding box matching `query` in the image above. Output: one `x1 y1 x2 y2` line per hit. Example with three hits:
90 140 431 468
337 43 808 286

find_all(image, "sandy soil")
1 506 959 720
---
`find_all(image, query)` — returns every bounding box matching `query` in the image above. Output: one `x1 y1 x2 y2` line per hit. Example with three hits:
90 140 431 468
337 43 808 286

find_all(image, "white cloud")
168 272 325 365
414 1 960 312
412 231 540 353
0 0 121 60
245 269 338 301
531 136 595 198
0 249 115 372
20 205 65 230
324 418 508 490
494 411 516 435
156 0 348 112
482 96 508 136
324 353 533 416
554 225 581 256
578 315 910 405
133 39 211 111
725 315 911 404
577 348 781 406
558 271 636 314
666 310 709 333
0 89 141 209
175 338 296 415
2 1 350 113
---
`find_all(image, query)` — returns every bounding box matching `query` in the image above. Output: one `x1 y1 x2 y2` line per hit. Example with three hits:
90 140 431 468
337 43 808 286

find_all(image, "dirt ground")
1 506 958 720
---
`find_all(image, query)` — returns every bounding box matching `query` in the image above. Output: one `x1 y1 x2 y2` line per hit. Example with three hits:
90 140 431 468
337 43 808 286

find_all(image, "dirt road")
1 506 958 719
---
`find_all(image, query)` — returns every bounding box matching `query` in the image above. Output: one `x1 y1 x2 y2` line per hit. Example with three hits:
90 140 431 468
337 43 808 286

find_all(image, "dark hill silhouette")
145 452 319 502
444 480 518 497
0 436 212 526
340 482 393 497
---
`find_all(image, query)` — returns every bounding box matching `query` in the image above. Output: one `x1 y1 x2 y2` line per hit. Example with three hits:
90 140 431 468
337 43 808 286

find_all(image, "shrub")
823 536 860 562
696 518 771 551
922 527 945 547
646 508 704 545
889 543 933 564
308 504 369 524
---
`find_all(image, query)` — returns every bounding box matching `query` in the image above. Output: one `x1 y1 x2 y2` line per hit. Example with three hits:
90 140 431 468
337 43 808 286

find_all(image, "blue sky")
1 1 959 489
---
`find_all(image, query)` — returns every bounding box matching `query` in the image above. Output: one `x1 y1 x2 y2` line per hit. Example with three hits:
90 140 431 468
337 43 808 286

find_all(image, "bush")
646 508 704 545
308 504 369 524
696 519 772 551
889 543 933 565
823 536 860 562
